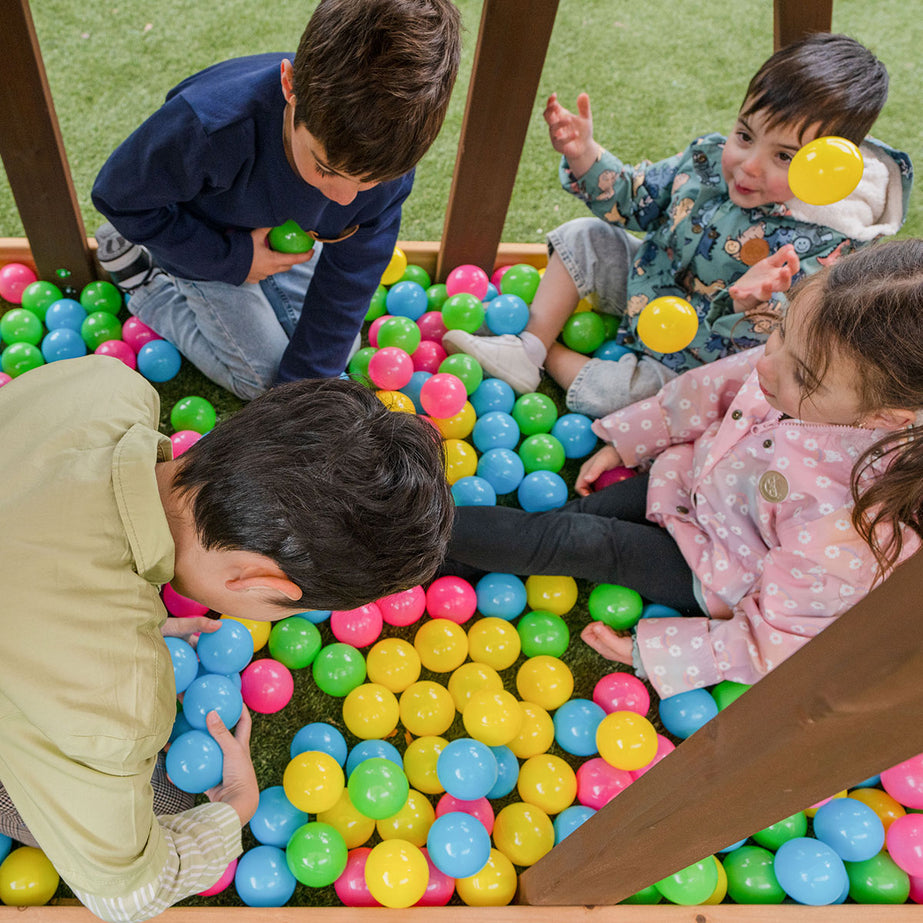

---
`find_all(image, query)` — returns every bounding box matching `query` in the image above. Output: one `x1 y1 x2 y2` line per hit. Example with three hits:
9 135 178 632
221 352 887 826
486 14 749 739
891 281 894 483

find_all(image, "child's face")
722 106 821 208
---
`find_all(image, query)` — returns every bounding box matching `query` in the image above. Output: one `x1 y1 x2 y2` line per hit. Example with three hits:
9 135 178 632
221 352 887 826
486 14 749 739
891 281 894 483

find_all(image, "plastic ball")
1 341 43 377
462 689 524 746
485 293 530 335
41 327 87 363
846 851 911 904
348 345 376 380
0 847 59 906
199 858 238 896
342 683 400 740
886 813 923 877
575 757 632 809
240 659 293 714
774 837 848 905
164 636 198 694
417 308 448 340
0 373 12 389
452 475 497 506
431 400 476 439
813 797 885 862
499 263 541 303
366 286 388 322
166 729 224 793
162 581 208 617
454 848 516 906
596 710 658 771
443 437 478 485
182 673 243 731
588 583 643 630
283 750 345 813
517 469 568 512
511 391 558 435
366 637 421 693
485 745 519 799
20 281 62 319
376 789 436 847
554 805 596 844
659 688 719 738
788 136 864 206
417 848 456 906
401 264 431 288
471 376 516 415
364 839 428 908
630 733 676 780
331 603 384 648
472 410 520 452
752 812 809 851
550 413 596 460
269 219 314 253
234 845 296 907
562 311 606 353
436 738 498 801
473 572 526 621
446 264 489 300
0 262 37 303
722 845 786 904
290 722 348 764
711 679 751 710
377 585 426 627
492 802 554 866
95 339 136 368
268 617 322 670
410 340 445 374
637 296 698 354
517 753 577 815
380 247 408 286
378 388 417 412
348 757 410 820
436 794 494 834
474 447 522 495
136 338 182 382
414 618 469 673
312 643 367 697
197 618 255 675
849 787 906 831
1 307 43 345
881 752 923 809
80 310 123 350
439 353 483 395
376 317 421 356
368 346 414 390
346 739 403 776
427 812 491 879
43 297 86 331
517 609 569 658
425 575 478 624
170 395 216 434
553 698 605 757
285 821 348 887
250 786 309 847
420 371 467 418
519 433 566 474
79 279 123 314
594 465 637 491
655 857 720 906
593 671 650 716
525 574 578 615
384 281 428 321
403 736 449 795
467 617 522 671
448 662 504 712
223 614 271 651
399 681 455 736
121 316 161 351
441 292 485 334
334 848 380 907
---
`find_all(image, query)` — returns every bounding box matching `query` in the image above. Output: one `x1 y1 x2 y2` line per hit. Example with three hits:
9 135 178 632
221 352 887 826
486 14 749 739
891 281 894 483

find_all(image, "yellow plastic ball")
455 848 518 906
0 847 59 907
413 618 469 673
376 789 436 847
443 437 478 484
364 838 429 908
448 661 504 712
516 655 574 710
432 401 477 439
467 617 522 670
381 247 409 286
316 788 376 849
788 135 864 206
596 710 658 771
507 702 555 759
376 389 416 413
517 754 578 815
463 689 524 746
366 637 421 693
848 787 905 831
525 574 578 616
403 735 448 795
283 750 345 813
342 682 400 740
703 855 728 905
221 614 271 651
636 296 699 354
492 802 555 867
399 681 456 736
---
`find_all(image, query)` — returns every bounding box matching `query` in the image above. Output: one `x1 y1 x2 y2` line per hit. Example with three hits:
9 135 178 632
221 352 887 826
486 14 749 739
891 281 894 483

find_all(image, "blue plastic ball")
427 812 492 878
345 738 403 776
165 729 223 793
472 410 520 452
774 837 848 906
290 722 349 764
41 327 87 363
296 609 332 624
517 470 568 512
137 338 181 382
234 845 297 907
470 377 516 416
642 603 684 618
436 738 498 801
170 707 193 743
44 298 86 331
182 673 244 731
658 689 719 739
476 447 525 495
385 280 429 320
400 370 432 413
485 293 530 335
553 698 605 756
196 620 255 675
451 475 497 507
250 786 309 847
164 636 199 694
593 340 632 361
475 572 527 620
554 805 596 844
551 413 598 459
487 745 520 799
0 834 12 865
812 798 885 862
483 282 499 302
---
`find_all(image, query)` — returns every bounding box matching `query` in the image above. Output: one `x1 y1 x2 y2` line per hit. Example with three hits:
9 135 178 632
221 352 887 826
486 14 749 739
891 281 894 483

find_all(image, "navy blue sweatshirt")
92 54 414 383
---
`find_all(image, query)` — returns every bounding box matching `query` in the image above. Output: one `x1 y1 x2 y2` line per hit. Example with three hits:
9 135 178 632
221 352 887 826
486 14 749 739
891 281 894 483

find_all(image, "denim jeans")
127 247 321 400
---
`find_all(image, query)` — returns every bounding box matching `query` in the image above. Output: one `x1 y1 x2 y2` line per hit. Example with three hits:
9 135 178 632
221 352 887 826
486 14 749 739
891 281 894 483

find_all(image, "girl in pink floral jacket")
447 240 923 698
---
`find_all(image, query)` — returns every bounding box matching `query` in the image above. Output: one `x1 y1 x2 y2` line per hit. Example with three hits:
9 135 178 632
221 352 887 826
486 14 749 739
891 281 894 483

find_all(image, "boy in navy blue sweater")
92 0 461 399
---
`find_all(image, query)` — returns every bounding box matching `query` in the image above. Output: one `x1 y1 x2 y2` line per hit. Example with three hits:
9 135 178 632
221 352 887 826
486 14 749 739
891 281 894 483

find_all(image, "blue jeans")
127 248 321 400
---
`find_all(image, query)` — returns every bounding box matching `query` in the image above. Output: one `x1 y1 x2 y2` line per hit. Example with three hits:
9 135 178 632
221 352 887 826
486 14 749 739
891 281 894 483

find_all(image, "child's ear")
280 59 295 103
227 572 303 603
862 407 917 431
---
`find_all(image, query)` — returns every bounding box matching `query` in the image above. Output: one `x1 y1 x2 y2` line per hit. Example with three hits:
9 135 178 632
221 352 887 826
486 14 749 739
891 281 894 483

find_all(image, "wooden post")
773 0 834 50
436 0 559 280
0 0 96 289
518 548 923 905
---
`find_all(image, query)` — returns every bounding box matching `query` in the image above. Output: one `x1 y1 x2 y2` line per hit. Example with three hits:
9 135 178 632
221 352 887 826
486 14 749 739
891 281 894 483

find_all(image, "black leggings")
446 474 700 613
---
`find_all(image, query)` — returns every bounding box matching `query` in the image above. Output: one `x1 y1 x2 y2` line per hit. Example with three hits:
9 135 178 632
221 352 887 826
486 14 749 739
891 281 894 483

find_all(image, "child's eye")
777 151 793 164
737 130 753 144
315 165 335 179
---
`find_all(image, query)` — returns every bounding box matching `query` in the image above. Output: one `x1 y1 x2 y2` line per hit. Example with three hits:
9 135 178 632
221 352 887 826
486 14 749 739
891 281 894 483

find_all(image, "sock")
519 331 547 367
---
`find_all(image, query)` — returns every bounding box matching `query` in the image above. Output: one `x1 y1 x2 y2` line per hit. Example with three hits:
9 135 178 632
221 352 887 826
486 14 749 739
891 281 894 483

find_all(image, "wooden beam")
519 547 923 905
437 0 559 280
773 0 834 50
0 0 96 289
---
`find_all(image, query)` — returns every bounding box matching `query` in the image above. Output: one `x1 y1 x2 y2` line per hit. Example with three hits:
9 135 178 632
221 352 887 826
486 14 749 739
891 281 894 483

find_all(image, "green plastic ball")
426 283 449 311
620 883 662 904
517 610 570 658
365 286 388 322
285 821 348 887
562 312 606 354
711 680 751 710
518 433 566 474
654 857 718 905
499 263 541 303
438 353 483 395
600 314 620 339
311 643 367 697
269 618 323 670
587 584 643 631
20 281 63 321
347 757 410 819
348 346 377 383
752 812 808 851
401 264 432 289
511 392 558 435
441 292 485 334
722 846 786 904
79 280 122 315
1 342 44 377
269 219 315 254
845 851 910 903
377 316 422 353
170 396 217 434
80 311 122 350
0 308 43 346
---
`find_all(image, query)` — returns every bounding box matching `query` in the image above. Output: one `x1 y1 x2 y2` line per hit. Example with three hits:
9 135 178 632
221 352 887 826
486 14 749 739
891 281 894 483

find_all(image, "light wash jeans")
127 247 321 400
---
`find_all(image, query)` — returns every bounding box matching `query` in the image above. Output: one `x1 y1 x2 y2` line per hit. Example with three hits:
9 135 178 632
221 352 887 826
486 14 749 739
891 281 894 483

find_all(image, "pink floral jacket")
592 348 919 698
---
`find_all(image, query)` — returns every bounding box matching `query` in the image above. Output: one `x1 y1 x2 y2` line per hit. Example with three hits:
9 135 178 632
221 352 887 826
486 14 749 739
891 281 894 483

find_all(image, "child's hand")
728 244 800 313
247 227 315 283
581 621 634 664
204 707 259 826
161 616 220 648
575 445 623 496
544 92 601 179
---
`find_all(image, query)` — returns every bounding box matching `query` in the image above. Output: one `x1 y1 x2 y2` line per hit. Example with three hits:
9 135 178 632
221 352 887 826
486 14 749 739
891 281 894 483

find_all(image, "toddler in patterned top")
446 239 923 697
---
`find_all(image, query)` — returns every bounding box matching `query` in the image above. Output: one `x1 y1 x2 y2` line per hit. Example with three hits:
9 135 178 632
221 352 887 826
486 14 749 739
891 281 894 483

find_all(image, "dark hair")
172 377 454 611
741 33 888 145
292 0 462 182
796 239 923 577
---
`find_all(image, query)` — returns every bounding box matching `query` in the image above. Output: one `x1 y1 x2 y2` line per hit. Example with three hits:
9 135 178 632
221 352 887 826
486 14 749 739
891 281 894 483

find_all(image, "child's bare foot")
581 621 634 664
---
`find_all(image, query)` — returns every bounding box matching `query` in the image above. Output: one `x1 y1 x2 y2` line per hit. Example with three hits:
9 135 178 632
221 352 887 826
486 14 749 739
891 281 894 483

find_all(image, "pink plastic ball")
416 848 455 906
886 813 923 877
335 848 381 907
412 339 447 374
330 603 384 648
490 265 513 290
593 672 650 716
368 346 414 390
240 658 294 714
95 339 137 369
629 734 676 780
446 264 490 301
0 263 38 303
378 586 427 627
420 373 467 419
909 874 923 904
367 314 391 349
576 757 633 809
0 373 13 389
162 582 209 618
171 429 203 457
417 310 448 343
425 576 478 624
881 752 923 809
198 858 237 896
436 794 495 835
121 316 161 352
594 466 636 491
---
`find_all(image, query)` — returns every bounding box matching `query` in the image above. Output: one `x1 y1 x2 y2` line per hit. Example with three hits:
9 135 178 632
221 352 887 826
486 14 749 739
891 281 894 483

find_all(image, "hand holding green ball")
269 219 315 254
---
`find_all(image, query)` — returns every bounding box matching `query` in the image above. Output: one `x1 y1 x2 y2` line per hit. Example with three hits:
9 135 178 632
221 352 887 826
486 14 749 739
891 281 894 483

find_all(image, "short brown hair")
292 0 462 182
741 33 888 145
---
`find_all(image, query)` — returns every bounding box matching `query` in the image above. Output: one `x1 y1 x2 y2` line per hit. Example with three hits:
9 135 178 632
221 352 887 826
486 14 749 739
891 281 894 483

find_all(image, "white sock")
519 331 547 367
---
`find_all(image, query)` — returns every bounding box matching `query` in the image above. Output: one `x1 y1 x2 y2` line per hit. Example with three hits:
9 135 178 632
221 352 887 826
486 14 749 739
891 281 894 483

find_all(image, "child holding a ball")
444 33 911 418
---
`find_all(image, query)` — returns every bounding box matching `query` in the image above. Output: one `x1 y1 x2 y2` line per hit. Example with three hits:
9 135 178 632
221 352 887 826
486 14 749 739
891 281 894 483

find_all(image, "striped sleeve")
70 803 241 923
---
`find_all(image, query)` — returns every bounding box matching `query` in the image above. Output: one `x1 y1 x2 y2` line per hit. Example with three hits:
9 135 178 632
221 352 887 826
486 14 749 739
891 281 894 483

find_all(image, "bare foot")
580 621 634 664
